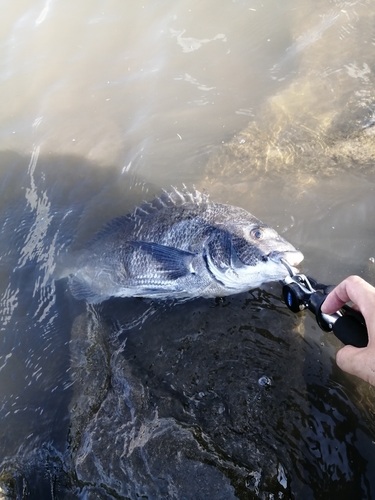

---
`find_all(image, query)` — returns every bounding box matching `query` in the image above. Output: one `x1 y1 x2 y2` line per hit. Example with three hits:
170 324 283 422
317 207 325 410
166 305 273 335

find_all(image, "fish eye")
250 227 263 240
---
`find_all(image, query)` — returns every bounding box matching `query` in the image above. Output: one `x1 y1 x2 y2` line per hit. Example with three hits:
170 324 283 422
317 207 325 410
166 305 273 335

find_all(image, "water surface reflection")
0 0 375 498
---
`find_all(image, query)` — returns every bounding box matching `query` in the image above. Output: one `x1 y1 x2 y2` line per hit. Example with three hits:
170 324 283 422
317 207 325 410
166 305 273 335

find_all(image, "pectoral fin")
128 241 197 279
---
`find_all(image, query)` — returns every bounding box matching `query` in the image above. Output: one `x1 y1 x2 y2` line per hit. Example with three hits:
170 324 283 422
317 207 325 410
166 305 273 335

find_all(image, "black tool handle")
281 277 369 347
332 314 368 348
310 292 369 347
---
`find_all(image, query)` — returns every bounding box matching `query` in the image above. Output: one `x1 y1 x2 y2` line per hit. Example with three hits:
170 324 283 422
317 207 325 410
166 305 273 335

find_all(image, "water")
0 0 375 498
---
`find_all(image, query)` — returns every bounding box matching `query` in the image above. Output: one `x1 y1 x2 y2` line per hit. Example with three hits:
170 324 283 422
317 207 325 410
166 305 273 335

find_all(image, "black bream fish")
63 188 303 304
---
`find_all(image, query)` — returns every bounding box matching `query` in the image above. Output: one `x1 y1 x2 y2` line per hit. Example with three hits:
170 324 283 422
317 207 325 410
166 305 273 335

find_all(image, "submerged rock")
204 3 375 197
67 293 306 499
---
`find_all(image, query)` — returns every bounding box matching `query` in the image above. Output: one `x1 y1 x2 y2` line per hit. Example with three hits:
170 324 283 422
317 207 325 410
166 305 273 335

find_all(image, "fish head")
229 222 304 287
205 221 303 292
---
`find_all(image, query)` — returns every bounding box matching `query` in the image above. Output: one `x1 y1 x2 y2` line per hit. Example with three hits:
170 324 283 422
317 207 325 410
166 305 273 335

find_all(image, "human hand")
321 275 375 386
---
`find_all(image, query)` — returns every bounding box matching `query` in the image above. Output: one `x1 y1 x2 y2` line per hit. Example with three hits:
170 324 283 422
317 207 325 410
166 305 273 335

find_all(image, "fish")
62 187 303 304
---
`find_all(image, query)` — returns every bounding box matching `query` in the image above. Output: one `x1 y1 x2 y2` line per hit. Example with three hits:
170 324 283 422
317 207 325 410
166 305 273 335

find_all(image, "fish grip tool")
280 260 368 348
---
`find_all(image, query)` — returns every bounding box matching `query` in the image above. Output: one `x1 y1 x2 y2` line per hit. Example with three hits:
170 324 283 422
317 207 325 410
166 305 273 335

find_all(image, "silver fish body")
66 188 303 304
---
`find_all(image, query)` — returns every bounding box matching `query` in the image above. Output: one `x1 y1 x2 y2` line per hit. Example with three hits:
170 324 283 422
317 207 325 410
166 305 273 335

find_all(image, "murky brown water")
0 1 375 498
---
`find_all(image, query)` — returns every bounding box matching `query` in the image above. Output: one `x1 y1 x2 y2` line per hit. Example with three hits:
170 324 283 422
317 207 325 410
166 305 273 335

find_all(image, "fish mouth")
268 250 304 271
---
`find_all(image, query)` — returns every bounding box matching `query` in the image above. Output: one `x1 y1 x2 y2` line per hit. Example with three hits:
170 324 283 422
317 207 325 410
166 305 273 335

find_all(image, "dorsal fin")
88 187 209 244
129 186 209 219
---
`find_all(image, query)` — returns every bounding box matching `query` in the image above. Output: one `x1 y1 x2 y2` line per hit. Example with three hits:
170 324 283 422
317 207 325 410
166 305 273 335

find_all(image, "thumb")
336 344 364 378
336 345 375 385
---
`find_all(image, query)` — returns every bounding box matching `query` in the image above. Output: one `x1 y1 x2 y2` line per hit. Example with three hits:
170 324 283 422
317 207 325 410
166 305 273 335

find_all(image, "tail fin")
51 250 79 282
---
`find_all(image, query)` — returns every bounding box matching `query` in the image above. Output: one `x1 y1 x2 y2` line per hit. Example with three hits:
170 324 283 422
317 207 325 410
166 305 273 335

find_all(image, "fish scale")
61 188 304 304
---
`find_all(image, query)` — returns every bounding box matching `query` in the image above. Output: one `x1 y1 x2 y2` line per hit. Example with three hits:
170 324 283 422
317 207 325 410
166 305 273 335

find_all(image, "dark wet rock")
67 310 112 455
63 287 375 499
65 293 306 499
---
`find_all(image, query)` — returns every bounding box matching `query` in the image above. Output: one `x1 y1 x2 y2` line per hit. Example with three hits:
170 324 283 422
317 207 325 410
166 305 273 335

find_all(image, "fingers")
336 345 361 375
322 275 375 385
321 275 375 317
336 345 375 386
